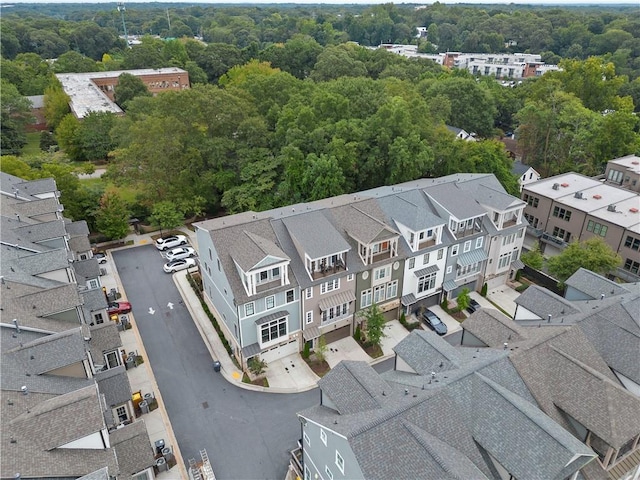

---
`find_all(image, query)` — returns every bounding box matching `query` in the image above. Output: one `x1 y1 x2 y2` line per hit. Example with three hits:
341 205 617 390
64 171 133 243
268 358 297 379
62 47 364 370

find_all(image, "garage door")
324 325 351 344
260 339 299 363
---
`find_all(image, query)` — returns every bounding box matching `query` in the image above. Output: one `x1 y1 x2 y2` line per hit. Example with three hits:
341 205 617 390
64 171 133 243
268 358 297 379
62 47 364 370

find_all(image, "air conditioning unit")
552 183 560 190
607 204 616 212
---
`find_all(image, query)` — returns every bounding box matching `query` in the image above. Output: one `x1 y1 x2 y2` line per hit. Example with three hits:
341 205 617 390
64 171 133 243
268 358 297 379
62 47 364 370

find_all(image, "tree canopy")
547 237 622 285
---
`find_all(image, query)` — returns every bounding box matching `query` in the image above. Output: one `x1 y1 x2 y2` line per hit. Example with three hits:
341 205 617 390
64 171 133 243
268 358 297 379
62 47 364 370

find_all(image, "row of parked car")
155 234 197 273
419 298 482 336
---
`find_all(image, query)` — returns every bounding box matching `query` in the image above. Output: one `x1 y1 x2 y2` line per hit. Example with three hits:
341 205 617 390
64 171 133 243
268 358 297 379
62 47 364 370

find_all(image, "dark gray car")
421 309 447 336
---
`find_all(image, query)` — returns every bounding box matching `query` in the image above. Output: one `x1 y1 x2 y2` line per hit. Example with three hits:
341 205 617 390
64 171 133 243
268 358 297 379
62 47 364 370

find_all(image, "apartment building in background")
521 169 640 282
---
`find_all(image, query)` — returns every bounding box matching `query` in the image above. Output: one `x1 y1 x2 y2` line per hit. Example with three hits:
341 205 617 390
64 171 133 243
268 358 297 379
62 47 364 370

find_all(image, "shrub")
302 342 310 359
515 269 522 281
354 325 362 342
441 299 450 313
516 283 529 293
248 357 267 376
481 282 488 297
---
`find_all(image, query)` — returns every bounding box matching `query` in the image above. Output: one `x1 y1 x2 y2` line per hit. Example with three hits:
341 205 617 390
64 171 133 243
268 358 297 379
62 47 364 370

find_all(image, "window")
608 169 623 183
321 279 340 294
245 302 254 316
320 429 327 446
408 258 415 269
437 249 443 260
475 237 483 249
386 280 398 299
217 259 221 271
524 194 539 208
260 271 268 282
304 465 310 480
524 213 539 228
418 273 436 293
587 220 608 237
105 350 120 368
498 253 511 269
502 233 516 246
322 303 348 323
361 289 372 308
286 290 294 303
325 466 333 480
335 451 345 474
372 241 390 254
373 266 391 281
451 245 459 257
624 236 640 251
552 227 570 242
446 266 452 274
463 241 471 253
373 285 386 303
260 316 287 344
272 267 280 278
303 432 310 446
624 259 640 275
266 296 275 310
419 231 425 240
94 313 104 325
88 279 99 290
347 273 354 281
517 228 524 238
306 311 313 324
305 288 313 299
116 405 128 423
552 206 572 221
423 253 430 264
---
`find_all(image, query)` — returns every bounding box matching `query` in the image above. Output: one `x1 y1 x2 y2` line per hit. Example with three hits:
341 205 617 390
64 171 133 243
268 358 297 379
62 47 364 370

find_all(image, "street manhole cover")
202 401 209 409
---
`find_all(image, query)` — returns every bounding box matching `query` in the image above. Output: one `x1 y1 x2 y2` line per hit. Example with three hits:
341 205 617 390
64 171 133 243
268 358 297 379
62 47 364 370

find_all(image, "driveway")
113 246 318 480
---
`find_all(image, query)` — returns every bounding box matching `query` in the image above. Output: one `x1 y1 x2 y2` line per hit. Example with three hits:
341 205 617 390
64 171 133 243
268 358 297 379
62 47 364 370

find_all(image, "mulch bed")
304 358 331 377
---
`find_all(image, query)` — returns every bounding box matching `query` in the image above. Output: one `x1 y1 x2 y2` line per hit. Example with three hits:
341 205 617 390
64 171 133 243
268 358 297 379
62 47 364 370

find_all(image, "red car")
108 301 132 315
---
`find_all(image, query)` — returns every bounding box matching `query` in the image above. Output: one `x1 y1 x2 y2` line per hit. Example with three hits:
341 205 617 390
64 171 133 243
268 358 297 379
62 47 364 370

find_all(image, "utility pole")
117 2 129 48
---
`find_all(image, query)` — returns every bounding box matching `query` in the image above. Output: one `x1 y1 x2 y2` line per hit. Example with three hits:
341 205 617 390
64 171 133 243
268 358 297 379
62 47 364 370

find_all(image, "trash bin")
125 356 136 370
213 360 221 372
155 439 165 455
139 400 149 414
156 457 168 472
144 393 153 402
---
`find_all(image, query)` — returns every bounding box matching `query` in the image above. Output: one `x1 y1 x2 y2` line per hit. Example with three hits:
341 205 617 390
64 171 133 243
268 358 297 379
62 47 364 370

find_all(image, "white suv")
155 235 187 251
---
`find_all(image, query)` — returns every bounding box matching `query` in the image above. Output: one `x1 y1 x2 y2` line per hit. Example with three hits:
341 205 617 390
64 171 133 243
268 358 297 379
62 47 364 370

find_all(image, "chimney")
547 314 552 323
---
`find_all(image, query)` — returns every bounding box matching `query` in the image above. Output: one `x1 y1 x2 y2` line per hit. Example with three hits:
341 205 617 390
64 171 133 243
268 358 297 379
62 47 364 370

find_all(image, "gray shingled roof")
565 267 631 300
282 210 351 259
331 200 398 245
423 182 487 219
15 219 67 243
73 258 101 281
229 228 288 272
512 161 531 176
82 287 109 320
96 366 132 408
65 219 90 236
1 390 118 478
462 309 526 346
88 322 121 361
11 282 82 317
68 234 92 253
392 329 461 375
317 361 390 414
13 177 58 196
109 420 155 476
376 190 444 232
13 196 60 217
515 285 580 320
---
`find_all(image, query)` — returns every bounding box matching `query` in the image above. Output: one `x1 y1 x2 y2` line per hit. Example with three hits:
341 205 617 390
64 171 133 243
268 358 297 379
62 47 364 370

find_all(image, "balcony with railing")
455 222 482 239
310 257 347 281
289 440 303 479
540 232 568 248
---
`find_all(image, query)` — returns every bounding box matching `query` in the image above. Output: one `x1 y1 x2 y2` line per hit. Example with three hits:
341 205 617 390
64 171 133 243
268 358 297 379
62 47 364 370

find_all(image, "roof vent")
632 161 639 165
561 183 570 188
592 194 602 199
574 191 583 199
630 208 639 213
607 204 617 212
552 183 560 190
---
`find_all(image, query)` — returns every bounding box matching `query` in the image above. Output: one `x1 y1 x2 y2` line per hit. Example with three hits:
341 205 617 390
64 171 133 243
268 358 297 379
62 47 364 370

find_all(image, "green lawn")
22 132 42 156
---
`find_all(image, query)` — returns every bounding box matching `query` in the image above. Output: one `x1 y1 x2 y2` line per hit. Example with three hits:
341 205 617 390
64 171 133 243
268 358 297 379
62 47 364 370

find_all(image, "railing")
540 232 567 248
289 442 303 479
417 238 436 250
311 260 346 280
502 219 518 228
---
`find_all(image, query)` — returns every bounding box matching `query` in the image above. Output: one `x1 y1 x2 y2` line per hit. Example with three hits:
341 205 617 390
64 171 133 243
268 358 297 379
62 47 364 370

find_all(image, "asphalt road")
113 245 319 480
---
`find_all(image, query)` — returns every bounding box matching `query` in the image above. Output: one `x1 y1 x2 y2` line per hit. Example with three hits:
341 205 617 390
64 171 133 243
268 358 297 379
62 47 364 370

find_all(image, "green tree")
113 73 152 111
54 114 82 161
148 201 184 237
1 79 33 155
301 153 346 201
521 242 544 270
76 111 118 162
52 51 100 73
247 356 267 375
95 191 130 240
44 81 71 130
310 44 368 82
315 335 328 362
363 303 386 348
547 237 622 285
456 288 471 311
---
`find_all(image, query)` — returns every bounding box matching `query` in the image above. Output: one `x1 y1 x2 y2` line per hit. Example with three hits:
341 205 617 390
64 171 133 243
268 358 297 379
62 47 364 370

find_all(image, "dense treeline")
1 3 639 230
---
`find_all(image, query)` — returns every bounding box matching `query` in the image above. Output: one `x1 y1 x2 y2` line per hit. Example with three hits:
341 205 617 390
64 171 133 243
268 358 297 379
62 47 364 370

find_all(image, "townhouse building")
196 173 525 366
297 269 640 480
521 172 640 282
605 154 640 193
0 172 155 479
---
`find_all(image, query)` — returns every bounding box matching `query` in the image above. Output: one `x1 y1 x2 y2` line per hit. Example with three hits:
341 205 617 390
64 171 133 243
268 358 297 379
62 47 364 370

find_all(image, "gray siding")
302 419 363 480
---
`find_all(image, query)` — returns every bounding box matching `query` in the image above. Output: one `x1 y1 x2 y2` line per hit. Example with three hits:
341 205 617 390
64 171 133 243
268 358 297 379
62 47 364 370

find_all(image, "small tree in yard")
315 335 328 362
521 242 544 270
547 237 621 285
95 191 130 240
364 304 386 348
247 357 267 376
149 201 183 237
456 288 471 312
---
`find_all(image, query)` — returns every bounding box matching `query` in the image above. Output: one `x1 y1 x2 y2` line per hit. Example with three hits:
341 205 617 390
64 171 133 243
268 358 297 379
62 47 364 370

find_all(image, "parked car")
94 252 107 264
166 246 196 261
421 309 448 336
163 258 196 273
108 301 132 315
155 235 187 251
467 298 482 314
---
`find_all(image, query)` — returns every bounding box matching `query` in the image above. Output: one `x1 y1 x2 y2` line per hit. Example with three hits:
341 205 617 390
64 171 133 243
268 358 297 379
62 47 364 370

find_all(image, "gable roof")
423 182 487 220
565 267 631 300
282 210 351 259
515 285 580 321
110 420 155 476
96 366 132 408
